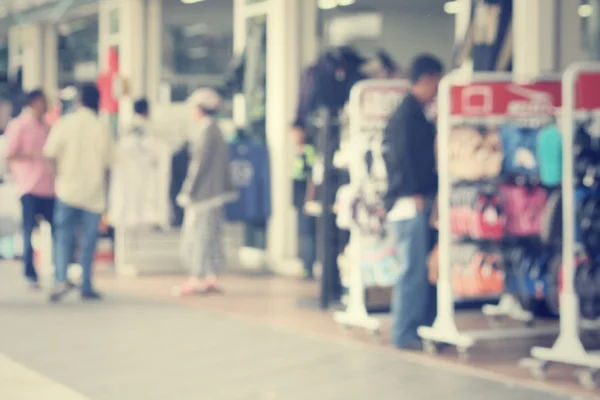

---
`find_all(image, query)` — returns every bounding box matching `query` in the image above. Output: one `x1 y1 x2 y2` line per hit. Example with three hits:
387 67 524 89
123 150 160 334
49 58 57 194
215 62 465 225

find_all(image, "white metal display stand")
523 63 600 389
418 72 564 357
333 79 409 338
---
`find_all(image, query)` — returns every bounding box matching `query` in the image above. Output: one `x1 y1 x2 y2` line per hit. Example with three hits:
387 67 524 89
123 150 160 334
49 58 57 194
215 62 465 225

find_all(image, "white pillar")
233 0 317 267
454 0 472 42
43 24 58 100
266 0 301 262
11 24 44 91
98 0 146 126
513 0 557 79
513 0 586 77
146 0 162 104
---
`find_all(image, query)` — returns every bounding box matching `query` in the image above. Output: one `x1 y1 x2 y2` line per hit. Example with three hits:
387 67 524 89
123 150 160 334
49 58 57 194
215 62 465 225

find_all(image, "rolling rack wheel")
524 318 536 328
370 328 382 344
523 359 550 380
486 315 503 327
423 340 438 355
456 346 470 361
575 368 599 390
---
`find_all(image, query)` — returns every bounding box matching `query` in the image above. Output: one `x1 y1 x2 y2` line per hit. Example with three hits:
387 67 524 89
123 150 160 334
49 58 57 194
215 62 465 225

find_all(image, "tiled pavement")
0 264 573 400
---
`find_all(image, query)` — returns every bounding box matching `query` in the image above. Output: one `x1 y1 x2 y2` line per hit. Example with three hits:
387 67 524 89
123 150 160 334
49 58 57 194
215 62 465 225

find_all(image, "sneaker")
49 283 74 303
397 340 424 351
81 290 103 301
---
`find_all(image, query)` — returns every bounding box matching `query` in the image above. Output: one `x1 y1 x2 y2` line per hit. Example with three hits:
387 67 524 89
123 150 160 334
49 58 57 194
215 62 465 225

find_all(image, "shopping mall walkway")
0 263 570 400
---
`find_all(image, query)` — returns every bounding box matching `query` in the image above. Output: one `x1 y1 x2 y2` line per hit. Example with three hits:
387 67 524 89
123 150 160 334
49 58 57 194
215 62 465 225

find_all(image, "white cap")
188 88 221 112
59 86 78 101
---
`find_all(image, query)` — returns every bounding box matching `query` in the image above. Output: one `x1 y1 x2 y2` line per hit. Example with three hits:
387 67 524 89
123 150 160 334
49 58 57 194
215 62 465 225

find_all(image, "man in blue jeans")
382 54 443 350
43 84 114 302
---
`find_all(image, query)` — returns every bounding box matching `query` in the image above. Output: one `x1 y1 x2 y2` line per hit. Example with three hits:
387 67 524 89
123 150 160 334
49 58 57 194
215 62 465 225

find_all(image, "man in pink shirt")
5 89 55 288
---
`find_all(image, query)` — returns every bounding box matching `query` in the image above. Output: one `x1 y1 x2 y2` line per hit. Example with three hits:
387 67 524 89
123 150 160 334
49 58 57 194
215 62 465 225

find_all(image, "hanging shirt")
472 0 512 71
4 109 55 197
108 134 171 228
225 138 271 222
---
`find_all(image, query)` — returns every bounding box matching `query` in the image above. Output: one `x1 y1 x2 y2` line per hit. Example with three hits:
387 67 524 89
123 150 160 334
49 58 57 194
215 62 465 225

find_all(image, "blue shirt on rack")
225 137 271 222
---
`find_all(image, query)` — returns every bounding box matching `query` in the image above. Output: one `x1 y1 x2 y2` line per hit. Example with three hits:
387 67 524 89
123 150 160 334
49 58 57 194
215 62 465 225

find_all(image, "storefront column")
98 0 146 127
145 0 162 104
266 0 300 264
9 24 44 91
513 0 556 79
514 0 585 78
42 23 58 100
233 0 317 269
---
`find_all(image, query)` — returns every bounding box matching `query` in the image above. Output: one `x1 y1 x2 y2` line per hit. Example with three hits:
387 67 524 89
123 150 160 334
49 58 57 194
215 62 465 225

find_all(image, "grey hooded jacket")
180 120 236 210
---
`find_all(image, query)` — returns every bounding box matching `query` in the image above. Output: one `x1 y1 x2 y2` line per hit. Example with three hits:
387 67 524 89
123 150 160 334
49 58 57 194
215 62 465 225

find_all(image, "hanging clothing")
293 47 366 128
454 0 513 72
225 137 271 222
180 207 225 277
108 134 171 228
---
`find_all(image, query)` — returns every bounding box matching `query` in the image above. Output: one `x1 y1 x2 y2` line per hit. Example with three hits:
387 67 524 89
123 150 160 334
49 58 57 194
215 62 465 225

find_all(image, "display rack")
418 72 564 357
523 63 600 389
333 79 409 337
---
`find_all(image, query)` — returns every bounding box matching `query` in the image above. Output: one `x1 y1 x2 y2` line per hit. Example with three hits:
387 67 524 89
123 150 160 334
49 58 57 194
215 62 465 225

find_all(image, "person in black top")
382 54 443 350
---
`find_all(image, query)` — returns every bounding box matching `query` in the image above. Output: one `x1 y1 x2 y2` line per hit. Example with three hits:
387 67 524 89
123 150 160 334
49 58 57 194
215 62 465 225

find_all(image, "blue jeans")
53 199 102 293
390 206 437 348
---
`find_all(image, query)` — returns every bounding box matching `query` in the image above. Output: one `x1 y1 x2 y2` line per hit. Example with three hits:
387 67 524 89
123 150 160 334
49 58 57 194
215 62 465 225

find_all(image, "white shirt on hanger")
108 134 172 228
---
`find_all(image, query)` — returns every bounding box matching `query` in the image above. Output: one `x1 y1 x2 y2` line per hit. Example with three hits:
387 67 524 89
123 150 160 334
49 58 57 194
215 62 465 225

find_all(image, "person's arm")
43 120 65 161
4 121 39 161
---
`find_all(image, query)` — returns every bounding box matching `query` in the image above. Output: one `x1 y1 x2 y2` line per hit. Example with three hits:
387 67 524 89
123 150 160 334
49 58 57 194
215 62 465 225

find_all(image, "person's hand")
376 208 386 219
176 193 191 207
99 214 109 234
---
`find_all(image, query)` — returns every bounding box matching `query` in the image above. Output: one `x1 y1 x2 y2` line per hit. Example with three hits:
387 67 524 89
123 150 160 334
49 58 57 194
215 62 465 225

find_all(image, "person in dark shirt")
382 54 443 350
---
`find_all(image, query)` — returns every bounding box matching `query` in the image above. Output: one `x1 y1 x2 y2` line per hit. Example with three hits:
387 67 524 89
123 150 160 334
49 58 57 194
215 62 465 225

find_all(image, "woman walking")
173 89 236 296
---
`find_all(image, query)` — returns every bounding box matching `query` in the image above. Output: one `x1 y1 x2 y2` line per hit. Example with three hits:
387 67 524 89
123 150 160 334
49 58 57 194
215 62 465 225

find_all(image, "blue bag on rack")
536 124 562 187
500 124 539 178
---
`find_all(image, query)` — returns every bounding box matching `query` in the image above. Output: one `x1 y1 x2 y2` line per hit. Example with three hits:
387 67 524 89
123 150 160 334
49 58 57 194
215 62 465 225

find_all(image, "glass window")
57 15 99 88
161 0 233 101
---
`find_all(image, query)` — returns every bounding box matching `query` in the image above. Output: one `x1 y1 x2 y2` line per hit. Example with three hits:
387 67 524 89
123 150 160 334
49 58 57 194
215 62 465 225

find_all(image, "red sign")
575 72 600 110
98 47 119 114
359 86 407 120
450 81 561 117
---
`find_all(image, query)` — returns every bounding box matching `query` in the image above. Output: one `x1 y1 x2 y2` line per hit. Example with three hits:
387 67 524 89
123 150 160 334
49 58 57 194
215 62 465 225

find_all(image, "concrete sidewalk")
0 263 572 400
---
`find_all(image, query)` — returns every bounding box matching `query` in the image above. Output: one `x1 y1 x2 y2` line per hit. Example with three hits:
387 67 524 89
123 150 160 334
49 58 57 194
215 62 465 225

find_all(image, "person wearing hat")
174 88 236 296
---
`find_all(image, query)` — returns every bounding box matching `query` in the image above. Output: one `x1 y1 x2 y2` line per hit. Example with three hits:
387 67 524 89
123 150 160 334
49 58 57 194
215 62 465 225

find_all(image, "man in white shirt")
44 84 115 302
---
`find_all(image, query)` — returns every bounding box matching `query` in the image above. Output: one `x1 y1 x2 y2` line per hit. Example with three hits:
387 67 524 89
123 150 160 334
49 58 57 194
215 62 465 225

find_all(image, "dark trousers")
21 194 55 282
297 209 316 277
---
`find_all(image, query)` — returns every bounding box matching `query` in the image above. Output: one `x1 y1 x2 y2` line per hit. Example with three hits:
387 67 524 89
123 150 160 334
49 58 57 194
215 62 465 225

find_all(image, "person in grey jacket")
173 88 236 296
